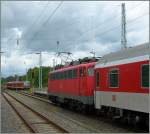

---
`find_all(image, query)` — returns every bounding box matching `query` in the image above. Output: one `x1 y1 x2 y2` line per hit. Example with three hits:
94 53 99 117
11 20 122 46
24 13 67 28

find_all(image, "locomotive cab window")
109 69 119 88
142 64 149 88
96 72 100 87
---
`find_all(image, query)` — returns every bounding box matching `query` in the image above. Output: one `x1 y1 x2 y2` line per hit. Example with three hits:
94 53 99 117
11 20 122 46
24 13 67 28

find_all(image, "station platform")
33 91 48 98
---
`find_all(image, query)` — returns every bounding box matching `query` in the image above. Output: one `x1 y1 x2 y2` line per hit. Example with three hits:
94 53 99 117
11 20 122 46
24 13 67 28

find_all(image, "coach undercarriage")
96 106 149 127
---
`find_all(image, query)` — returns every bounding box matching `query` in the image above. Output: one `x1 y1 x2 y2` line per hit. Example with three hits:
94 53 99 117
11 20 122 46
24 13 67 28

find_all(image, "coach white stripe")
95 54 149 68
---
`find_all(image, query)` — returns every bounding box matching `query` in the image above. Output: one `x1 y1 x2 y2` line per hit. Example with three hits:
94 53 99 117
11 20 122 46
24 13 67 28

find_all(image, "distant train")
6 81 30 90
48 42 149 126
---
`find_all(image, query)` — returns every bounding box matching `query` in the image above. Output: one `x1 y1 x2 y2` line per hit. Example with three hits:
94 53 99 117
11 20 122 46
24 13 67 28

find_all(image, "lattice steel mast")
121 3 127 49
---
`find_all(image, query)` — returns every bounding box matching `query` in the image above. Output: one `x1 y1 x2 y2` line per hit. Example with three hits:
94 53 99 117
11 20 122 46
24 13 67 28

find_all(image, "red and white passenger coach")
95 43 149 123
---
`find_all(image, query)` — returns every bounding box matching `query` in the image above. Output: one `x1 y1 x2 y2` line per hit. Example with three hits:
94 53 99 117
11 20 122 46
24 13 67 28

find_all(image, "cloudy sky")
1 1 149 77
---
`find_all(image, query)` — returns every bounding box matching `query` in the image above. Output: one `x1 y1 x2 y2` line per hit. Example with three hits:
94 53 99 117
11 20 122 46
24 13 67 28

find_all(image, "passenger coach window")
109 69 119 87
142 64 149 88
96 72 100 87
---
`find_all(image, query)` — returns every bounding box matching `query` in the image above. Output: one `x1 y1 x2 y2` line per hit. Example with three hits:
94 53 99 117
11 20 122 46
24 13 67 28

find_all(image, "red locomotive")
48 42 149 125
6 81 30 90
48 62 95 110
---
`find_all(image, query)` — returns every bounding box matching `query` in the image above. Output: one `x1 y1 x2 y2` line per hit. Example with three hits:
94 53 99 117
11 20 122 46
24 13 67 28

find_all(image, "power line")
28 1 63 46
63 11 149 52
128 1 146 11
62 6 149 51
6 1 51 44
22 1 51 39
6 2 146 44
6 2 119 44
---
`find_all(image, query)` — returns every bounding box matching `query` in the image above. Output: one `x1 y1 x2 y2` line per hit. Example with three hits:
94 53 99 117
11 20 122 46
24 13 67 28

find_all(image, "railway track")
4 91 103 133
2 92 68 133
5 90 148 133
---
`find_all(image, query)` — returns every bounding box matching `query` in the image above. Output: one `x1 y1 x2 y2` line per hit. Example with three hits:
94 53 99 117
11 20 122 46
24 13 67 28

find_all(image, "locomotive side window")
83 67 86 76
68 70 72 78
59 72 61 80
80 67 86 77
64 71 67 79
73 69 77 78
56 73 58 80
49 74 51 80
142 64 149 88
60 72 63 79
109 69 119 87
79 68 83 77
88 67 94 76
67 71 69 79
57 73 59 80
96 72 100 87
53 73 56 80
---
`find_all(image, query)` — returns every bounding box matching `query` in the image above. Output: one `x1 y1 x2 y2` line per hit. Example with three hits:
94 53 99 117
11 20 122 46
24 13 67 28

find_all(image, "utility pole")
24 61 28 81
36 51 42 90
121 3 127 49
90 49 95 58
40 52 42 89
0 51 4 90
53 59 55 71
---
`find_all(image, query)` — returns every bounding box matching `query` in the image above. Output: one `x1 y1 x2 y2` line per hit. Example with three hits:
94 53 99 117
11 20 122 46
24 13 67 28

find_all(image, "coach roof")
96 42 149 66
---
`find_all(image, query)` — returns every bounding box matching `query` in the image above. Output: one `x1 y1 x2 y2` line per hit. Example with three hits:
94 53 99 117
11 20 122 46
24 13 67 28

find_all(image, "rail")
2 92 69 133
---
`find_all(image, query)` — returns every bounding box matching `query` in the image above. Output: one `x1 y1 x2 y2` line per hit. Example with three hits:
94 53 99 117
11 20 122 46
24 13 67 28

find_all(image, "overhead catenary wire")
22 1 51 39
49 3 149 50
4 2 148 55
26 1 147 41
6 1 51 44
4 3 123 44
28 1 63 46
6 2 147 44
63 11 149 52
6 1 62 44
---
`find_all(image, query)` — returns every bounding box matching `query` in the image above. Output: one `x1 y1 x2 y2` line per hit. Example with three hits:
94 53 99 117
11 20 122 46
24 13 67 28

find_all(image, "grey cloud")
1 1 149 77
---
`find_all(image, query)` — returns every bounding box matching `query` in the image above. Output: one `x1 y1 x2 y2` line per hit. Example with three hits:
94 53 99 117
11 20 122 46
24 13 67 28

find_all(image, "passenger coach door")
79 67 86 95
